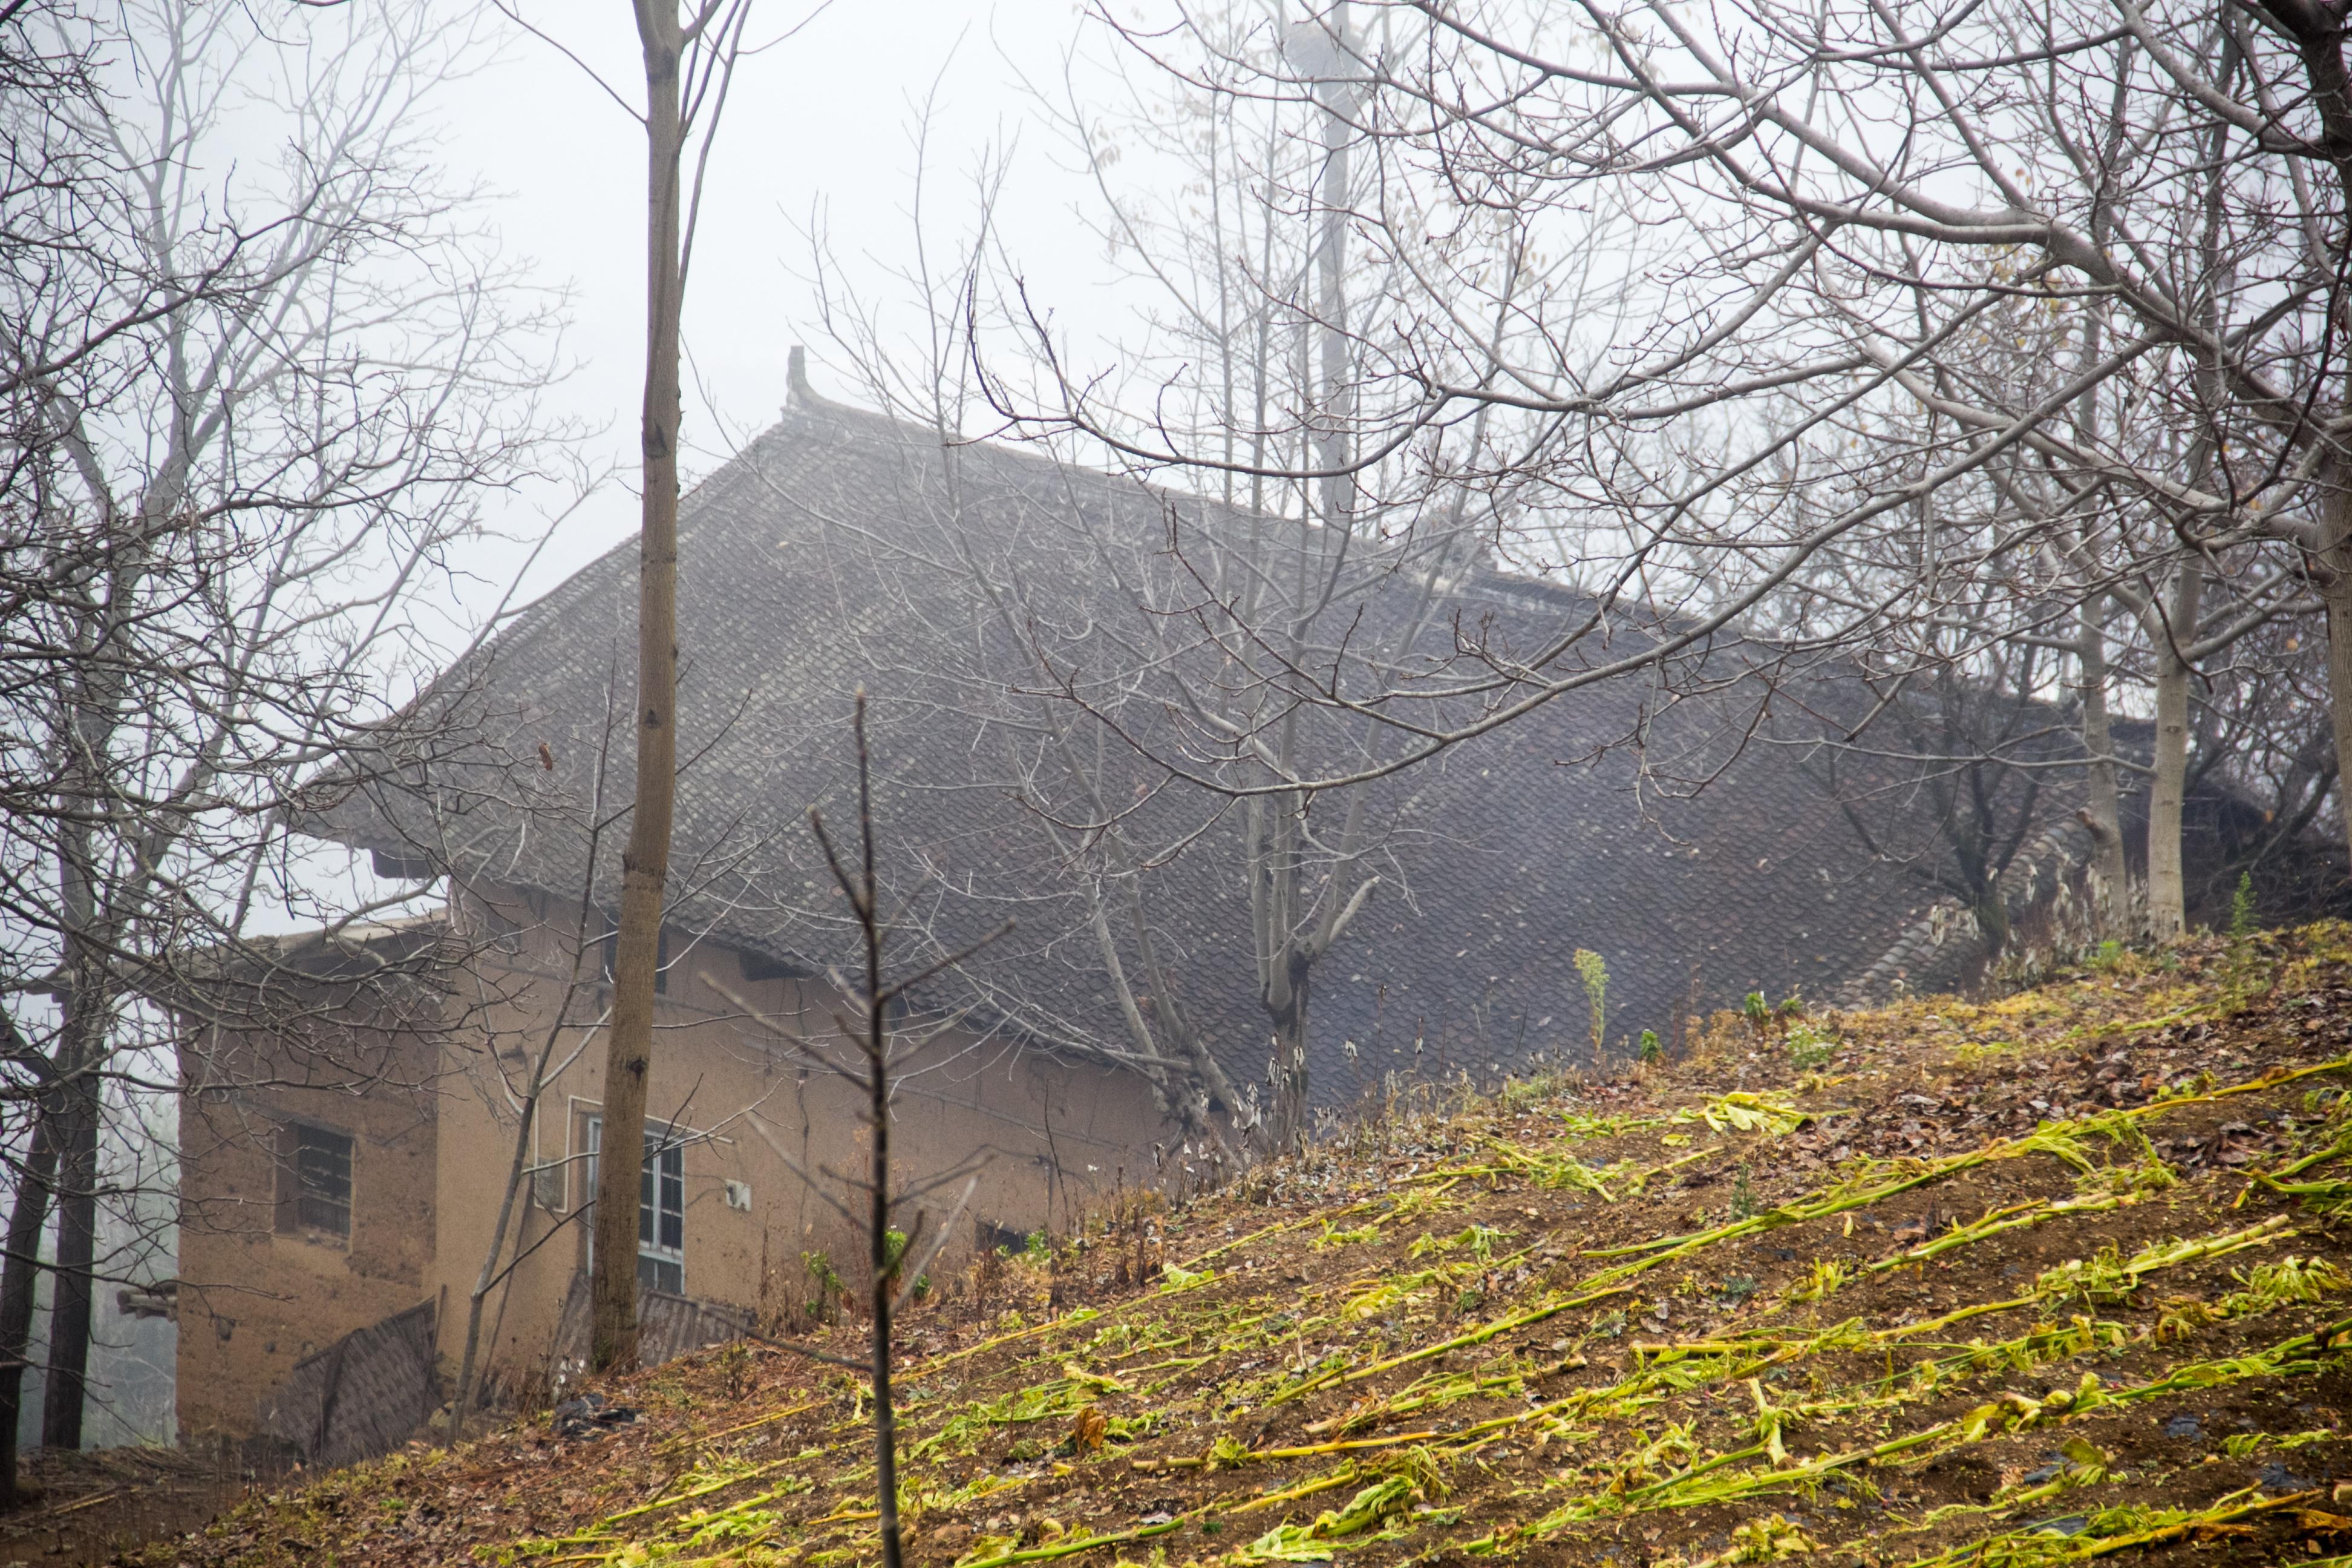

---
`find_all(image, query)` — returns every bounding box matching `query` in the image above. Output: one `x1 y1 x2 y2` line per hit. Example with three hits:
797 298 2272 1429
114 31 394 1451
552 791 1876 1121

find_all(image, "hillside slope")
131 925 2352 1568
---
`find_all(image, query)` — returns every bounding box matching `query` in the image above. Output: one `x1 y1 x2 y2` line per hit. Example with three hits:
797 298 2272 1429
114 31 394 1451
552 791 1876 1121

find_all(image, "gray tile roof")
313 390 1967 1106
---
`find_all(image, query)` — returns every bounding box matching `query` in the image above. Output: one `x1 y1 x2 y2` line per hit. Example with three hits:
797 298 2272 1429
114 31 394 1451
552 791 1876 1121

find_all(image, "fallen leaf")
1072 1404 1107 1454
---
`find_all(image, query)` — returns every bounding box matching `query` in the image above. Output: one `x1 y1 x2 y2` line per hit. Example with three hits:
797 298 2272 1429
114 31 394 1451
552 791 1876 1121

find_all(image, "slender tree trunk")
39 792 106 1450
38 1073 96 1451
1255 5 1353 1152
2146 560 2204 938
831 702 906 1568
866 1004 903 1568
448 1077 541 1444
0 1109 59 1503
1313 41 1354 540
2076 594 2131 934
2324 490 2352 883
592 1 688 1373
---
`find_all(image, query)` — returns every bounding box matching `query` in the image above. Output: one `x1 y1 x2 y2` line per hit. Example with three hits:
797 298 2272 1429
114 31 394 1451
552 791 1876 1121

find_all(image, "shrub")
883 1227 930 1301
1786 1022 1835 1071
2221 873 2273 1012
1573 950 1609 1059
803 1250 846 1321
2229 871 2258 941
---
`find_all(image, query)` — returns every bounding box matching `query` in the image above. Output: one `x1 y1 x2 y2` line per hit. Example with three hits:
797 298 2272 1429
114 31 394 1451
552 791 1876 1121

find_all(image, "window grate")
279 1123 353 1242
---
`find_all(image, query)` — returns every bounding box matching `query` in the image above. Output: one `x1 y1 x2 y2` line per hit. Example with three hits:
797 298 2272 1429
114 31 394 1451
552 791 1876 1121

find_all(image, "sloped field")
132 926 2352 1568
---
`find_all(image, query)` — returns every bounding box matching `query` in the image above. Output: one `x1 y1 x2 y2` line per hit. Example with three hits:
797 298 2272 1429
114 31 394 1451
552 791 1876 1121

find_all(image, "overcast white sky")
438 1 1138 618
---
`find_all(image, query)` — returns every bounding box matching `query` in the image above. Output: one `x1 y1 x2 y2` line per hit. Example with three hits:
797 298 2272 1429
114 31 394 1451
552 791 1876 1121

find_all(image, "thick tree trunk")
2146 662 2189 937
2146 561 2204 938
40 806 106 1450
2076 595 2131 934
592 1 688 1374
39 1074 96 1450
1266 955 1312 1149
1970 886 2012 955
0 1110 58 1502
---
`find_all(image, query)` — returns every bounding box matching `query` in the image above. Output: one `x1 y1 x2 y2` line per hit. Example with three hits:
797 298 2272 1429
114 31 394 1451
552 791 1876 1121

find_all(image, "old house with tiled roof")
179 366 2100 1457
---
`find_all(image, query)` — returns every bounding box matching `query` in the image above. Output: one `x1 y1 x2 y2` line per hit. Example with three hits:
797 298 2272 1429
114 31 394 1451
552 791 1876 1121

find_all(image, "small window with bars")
275 1123 353 1244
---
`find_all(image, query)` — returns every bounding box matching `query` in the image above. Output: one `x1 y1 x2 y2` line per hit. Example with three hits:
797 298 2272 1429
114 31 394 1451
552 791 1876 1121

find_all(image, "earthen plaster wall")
177 1019 440 1450
180 888 1181 1442
436 886 1180 1394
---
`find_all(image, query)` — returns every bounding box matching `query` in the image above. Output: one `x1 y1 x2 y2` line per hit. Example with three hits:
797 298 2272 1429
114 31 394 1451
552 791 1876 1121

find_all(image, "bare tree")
1385 1 2343 851
417 646 773 1437
803 7 1568 1142
694 697 1002 1568
971 0 2345 913
0 0 550 1480
438 688 624 1445
1758 324 2314 942
1805 647 2074 951
803 699 1000 1568
589 0 756 1376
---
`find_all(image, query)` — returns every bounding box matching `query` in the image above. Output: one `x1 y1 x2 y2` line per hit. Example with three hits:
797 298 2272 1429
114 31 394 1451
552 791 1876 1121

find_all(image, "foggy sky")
437 2 1132 622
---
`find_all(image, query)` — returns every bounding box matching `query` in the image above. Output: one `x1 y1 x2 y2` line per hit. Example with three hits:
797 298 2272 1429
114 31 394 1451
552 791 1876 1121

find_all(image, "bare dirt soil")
110 924 2352 1568
0 1445 253 1567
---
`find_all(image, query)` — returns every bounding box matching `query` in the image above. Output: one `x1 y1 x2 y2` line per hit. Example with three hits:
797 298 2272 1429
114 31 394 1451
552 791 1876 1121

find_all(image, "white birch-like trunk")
2146 562 2204 938
2076 595 2132 935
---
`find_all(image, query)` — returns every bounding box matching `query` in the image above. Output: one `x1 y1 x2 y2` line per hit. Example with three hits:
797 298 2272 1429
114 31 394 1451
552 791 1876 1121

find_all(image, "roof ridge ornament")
786 344 814 409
